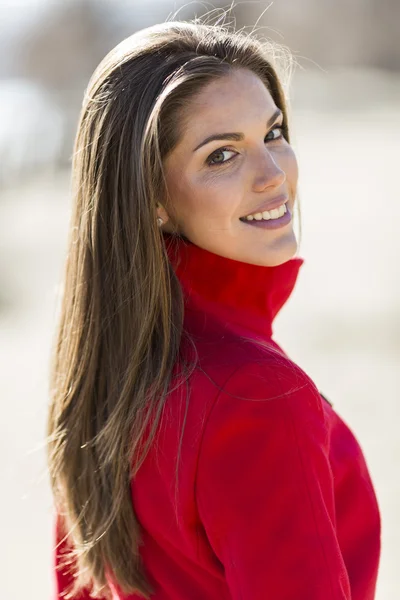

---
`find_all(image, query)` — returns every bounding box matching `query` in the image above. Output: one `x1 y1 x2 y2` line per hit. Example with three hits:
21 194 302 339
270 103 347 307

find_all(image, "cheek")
198 170 247 222
163 166 194 217
164 167 219 221
181 170 238 220
280 145 298 195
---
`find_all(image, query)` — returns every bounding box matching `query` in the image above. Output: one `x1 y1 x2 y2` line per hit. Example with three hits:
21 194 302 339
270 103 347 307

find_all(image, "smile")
239 203 292 230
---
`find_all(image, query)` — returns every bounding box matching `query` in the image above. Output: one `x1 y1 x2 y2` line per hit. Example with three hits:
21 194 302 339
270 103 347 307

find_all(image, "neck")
162 232 304 340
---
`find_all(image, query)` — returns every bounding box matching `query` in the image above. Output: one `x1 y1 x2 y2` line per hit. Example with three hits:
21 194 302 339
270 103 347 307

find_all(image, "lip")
240 194 289 219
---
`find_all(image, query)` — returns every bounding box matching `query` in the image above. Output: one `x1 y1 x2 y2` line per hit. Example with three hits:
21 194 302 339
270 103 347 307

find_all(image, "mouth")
240 199 289 222
239 195 289 220
239 202 292 229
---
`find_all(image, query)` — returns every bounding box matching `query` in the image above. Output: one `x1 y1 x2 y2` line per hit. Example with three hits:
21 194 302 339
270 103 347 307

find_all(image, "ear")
156 203 170 224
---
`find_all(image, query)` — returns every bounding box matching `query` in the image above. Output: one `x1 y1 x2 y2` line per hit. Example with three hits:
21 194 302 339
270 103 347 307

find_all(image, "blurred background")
0 1 399 598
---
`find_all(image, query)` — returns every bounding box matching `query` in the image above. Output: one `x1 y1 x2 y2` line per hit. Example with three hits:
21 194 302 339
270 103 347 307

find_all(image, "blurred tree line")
0 0 399 185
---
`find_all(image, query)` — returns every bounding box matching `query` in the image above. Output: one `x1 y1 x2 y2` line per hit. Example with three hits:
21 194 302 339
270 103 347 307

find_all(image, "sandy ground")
0 106 399 599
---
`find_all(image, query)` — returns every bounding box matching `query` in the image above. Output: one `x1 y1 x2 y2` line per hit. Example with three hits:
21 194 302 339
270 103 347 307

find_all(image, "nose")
252 147 286 192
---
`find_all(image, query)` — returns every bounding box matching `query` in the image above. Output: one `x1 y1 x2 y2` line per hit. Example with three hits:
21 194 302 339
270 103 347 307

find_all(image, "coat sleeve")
53 512 99 600
195 360 352 600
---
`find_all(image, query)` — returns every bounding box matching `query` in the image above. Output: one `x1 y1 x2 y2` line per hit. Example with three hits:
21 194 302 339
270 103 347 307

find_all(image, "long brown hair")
47 15 301 600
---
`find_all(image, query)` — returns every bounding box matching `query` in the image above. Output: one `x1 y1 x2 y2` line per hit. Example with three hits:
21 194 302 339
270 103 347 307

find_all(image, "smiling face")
159 68 299 266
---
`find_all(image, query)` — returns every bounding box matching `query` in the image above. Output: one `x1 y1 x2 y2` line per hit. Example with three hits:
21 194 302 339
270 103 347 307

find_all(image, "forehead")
178 69 278 144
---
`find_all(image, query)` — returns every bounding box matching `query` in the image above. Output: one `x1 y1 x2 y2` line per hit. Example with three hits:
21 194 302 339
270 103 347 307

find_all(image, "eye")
206 125 285 167
265 125 284 142
206 148 236 167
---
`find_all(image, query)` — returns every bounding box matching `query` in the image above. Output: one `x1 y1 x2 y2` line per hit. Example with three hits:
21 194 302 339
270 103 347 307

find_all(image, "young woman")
48 19 381 600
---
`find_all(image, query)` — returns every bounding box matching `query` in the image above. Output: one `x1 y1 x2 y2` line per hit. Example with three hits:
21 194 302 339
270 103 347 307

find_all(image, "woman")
48 19 381 600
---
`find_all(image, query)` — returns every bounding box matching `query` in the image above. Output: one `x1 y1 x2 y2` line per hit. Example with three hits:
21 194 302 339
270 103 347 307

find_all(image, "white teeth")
244 203 286 221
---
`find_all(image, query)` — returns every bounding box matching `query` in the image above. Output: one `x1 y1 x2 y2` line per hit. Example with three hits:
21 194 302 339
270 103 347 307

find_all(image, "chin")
254 236 298 267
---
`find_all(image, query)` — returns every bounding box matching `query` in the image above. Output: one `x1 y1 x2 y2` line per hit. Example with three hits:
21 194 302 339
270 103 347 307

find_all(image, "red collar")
163 232 304 340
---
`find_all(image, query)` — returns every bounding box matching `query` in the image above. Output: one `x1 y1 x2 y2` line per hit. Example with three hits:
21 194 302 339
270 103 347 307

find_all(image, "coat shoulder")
219 354 323 412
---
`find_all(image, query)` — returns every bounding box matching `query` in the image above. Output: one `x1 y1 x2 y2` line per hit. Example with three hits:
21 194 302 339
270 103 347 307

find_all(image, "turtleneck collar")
163 232 304 340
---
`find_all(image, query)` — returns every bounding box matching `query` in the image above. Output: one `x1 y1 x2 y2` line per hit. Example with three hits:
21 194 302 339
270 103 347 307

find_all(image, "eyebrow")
192 108 283 152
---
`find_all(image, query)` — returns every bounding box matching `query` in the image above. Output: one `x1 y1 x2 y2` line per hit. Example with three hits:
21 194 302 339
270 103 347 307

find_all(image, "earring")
157 217 163 227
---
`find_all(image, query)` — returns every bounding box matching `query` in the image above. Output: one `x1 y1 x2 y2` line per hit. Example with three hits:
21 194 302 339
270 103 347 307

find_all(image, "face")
159 68 298 266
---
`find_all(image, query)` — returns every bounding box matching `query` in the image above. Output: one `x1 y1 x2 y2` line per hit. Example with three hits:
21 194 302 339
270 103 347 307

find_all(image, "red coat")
54 232 381 599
